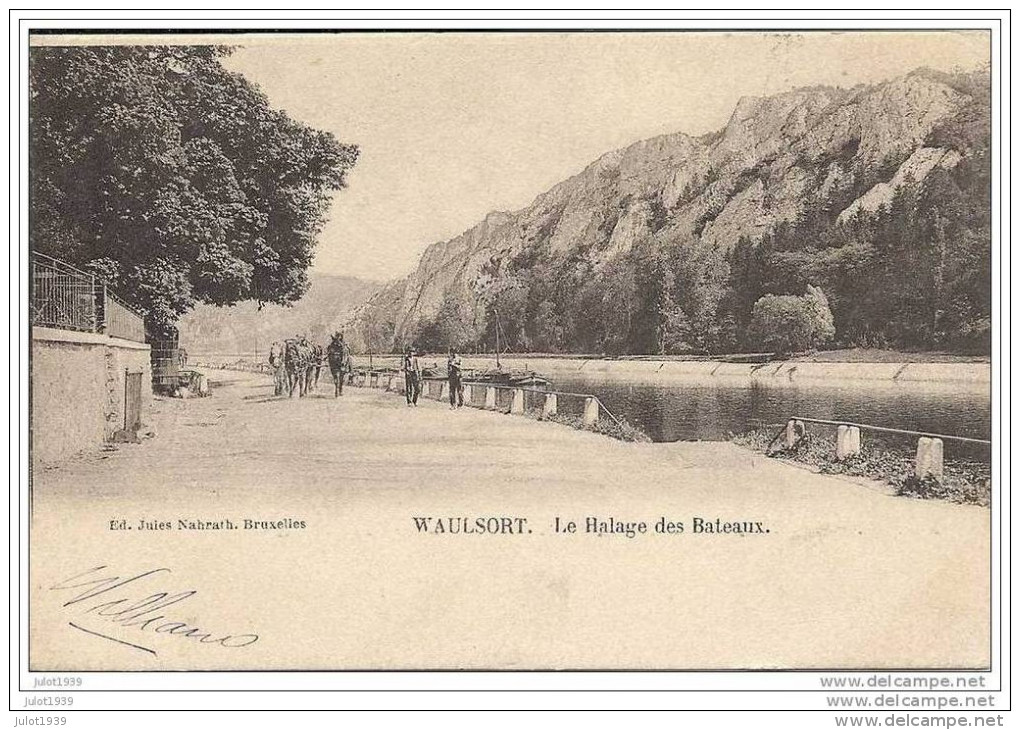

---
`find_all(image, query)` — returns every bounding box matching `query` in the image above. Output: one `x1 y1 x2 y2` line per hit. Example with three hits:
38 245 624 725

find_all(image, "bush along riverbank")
732 427 991 507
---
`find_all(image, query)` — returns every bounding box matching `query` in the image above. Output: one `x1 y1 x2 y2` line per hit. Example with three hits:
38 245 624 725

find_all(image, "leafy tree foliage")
749 286 836 355
465 134 987 357
412 288 479 352
30 45 359 334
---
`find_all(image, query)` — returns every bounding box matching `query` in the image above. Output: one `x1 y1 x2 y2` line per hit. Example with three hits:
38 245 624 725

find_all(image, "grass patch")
540 412 652 443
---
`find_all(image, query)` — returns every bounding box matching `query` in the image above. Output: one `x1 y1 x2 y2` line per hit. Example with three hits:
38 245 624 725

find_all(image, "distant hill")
348 67 990 355
179 273 380 355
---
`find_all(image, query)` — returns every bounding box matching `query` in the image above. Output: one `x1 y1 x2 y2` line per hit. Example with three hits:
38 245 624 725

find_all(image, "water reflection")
551 375 991 445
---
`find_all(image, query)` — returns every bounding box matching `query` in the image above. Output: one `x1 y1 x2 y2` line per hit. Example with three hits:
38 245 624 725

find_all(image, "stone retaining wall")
31 327 152 463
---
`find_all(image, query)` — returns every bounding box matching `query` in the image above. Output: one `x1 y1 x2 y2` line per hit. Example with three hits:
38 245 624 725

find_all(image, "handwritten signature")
50 566 259 656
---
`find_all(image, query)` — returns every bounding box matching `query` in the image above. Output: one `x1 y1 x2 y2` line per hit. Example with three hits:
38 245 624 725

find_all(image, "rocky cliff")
348 67 989 354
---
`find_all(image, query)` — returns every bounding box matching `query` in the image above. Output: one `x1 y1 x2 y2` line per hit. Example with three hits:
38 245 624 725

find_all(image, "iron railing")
788 416 991 447
100 287 146 342
31 252 146 343
31 252 97 332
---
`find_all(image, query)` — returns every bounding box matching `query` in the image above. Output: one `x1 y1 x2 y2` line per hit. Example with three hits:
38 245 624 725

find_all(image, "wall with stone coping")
451 356 990 392
31 327 152 464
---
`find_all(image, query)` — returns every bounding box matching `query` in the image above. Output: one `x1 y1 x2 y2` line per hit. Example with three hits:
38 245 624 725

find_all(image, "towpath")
30 370 989 670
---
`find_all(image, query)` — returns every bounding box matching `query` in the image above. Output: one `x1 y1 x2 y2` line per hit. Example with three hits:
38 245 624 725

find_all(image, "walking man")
403 346 422 406
269 342 286 396
447 350 464 408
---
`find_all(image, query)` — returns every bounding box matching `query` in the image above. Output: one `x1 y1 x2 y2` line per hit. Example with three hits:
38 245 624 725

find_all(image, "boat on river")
459 309 552 389
463 368 551 389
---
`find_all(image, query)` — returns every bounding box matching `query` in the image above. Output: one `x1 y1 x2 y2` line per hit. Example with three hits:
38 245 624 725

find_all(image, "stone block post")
583 397 599 427
915 437 944 482
511 388 525 414
784 419 806 449
835 425 862 460
485 387 497 409
543 393 558 418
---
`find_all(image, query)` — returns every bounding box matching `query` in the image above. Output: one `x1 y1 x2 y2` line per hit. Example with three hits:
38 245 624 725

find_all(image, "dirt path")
29 370 990 670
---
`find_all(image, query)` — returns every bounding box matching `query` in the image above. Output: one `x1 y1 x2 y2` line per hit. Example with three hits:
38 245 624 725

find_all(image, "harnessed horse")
308 343 326 393
326 334 352 398
284 338 313 398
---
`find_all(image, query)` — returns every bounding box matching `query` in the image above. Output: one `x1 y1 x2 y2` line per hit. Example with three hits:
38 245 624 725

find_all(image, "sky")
214 31 988 281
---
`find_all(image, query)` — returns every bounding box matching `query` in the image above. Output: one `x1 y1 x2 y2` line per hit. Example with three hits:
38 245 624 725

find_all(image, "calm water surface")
549 375 991 447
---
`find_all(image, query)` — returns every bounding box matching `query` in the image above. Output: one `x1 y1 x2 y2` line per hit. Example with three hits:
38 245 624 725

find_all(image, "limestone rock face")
350 68 986 348
838 147 964 222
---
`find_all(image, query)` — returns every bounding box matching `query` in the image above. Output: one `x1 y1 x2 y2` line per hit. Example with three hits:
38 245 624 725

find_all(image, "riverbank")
733 426 992 507
451 356 991 390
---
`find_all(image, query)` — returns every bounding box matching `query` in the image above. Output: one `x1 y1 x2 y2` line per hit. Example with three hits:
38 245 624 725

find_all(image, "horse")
326 333 351 398
284 338 313 398
268 342 287 396
308 343 326 393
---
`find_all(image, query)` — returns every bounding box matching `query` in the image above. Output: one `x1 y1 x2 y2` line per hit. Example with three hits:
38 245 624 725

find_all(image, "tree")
30 45 359 334
749 286 836 355
414 289 477 352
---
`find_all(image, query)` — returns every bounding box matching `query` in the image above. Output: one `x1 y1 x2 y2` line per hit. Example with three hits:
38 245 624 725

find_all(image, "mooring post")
784 419 805 449
915 437 944 482
511 388 525 414
543 393 558 418
440 381 450 401
464 384 474 404
485 386 497 409
583 397 599 427
836 425 862 460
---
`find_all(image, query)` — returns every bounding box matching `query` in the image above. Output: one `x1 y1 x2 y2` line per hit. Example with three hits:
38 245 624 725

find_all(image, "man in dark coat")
403 346 422 406
447 350 464 408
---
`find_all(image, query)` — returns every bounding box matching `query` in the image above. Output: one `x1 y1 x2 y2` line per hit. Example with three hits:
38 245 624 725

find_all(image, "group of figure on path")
268 332 352 399
268 336 465 407
402 346 465 409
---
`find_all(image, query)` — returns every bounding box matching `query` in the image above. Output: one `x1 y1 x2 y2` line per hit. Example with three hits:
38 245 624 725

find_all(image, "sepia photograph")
24 25 995 678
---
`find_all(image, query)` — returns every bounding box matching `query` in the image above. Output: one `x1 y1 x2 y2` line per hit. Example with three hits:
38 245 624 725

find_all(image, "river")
193 351 992 452
549 373 991 453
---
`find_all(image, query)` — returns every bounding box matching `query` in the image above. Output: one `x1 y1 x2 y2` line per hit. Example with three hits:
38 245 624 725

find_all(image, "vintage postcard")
24 27 996 675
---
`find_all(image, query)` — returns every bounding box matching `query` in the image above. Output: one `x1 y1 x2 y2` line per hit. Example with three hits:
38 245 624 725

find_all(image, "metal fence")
31 252 146 343
772 415 991 482
31 252 97 332
101 287 146 342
